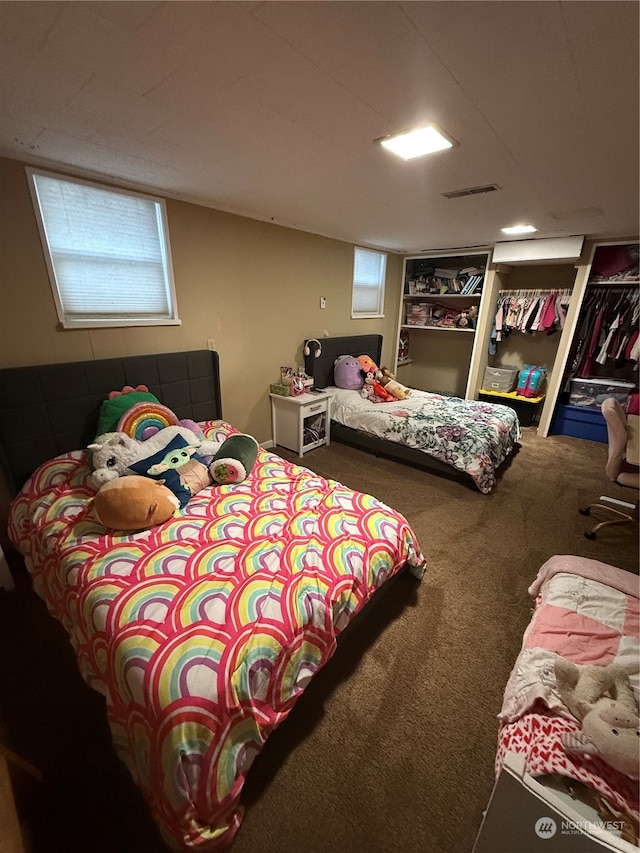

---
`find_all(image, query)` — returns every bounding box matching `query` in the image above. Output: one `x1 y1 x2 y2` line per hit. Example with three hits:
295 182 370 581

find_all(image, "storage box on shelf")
568 377 636 409
482 365 520 393
478 389 545 427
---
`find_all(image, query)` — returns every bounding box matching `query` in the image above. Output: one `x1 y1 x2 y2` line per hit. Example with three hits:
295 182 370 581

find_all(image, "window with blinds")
351 246 386 318
27 168 180 328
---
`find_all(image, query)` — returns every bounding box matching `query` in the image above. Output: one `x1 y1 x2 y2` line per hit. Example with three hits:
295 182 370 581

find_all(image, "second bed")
304 334 520 494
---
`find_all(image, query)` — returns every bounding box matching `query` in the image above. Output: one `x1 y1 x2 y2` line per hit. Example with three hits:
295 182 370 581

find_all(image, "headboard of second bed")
303 335 383 390
0 350 223 496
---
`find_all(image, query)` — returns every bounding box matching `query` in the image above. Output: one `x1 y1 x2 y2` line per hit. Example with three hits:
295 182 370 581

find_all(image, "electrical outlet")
320 297 326 309
207 338 215 351
323 330 330 337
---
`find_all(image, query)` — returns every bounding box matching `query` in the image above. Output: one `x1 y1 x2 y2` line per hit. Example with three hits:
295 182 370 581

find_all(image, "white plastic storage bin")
568 377 635 409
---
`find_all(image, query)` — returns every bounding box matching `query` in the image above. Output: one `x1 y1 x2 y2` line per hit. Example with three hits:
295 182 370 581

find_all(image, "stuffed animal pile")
378 366 411 400
87 386 259 532
554 657 640 779
333 354 412 403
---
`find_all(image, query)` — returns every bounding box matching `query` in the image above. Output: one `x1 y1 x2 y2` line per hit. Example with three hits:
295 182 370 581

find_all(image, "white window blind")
27 169 180 328
351 247 386 318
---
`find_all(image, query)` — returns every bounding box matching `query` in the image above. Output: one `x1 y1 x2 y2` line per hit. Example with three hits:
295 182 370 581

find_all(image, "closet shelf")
403 293 481 299
400 324 475 333
587 278 638 285
397 358 413 366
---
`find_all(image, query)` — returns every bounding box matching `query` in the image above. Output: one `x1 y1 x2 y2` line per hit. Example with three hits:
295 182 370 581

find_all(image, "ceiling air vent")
441 183 500 199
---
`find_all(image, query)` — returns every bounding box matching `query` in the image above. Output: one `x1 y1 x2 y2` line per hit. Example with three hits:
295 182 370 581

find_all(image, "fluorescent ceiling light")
378 125 455 160
501 224 538 235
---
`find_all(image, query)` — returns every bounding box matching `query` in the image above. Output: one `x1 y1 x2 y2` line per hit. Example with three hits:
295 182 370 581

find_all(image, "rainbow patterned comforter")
8 420 425 851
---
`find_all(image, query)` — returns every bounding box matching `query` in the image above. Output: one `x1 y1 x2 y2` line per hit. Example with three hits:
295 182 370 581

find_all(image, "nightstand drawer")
304 400 327 416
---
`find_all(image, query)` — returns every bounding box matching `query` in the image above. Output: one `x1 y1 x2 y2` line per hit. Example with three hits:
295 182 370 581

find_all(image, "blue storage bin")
549 404 607 443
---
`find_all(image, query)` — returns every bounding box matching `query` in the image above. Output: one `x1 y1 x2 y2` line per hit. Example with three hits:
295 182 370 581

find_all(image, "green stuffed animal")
209 434 259 485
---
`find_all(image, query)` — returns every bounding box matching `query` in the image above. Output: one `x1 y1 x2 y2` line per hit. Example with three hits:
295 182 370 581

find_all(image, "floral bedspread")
328 387 520 494
8 420 425 851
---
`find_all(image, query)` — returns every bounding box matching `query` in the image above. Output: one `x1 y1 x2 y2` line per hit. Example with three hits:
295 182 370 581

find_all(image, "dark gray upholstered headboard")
0 350 222 496
303 335 383 390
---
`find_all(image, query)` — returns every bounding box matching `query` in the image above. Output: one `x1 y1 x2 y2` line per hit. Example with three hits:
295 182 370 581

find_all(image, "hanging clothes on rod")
567 285 639 380
490 290 572 353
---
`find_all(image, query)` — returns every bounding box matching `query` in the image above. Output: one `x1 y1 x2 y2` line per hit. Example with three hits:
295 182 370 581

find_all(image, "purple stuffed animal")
333 355 364 391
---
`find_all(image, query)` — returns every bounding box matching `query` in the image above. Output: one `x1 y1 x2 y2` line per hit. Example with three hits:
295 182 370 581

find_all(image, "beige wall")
0 156 402 449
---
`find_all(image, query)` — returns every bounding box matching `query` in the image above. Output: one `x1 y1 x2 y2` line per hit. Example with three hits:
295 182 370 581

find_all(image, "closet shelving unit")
393 238 637 432
540 240 639 440
395 249 492 398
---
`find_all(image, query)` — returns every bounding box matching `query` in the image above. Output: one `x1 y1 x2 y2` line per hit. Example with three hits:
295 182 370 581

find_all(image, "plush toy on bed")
92 476 180 532
352 355 394 402
360 371 378 402
356 354 381 378
95 385 210 445
360 370 395 403
89 428 259 508
333 355 365 390
88 426 223 488
379 366 411 400
554 658 640 779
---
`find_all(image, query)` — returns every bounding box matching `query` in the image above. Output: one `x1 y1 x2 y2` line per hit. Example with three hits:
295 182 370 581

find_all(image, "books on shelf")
460 274 484 294
406 272 484 296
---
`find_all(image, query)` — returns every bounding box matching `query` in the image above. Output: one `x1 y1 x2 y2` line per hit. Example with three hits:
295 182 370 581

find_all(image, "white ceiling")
1 1 638 254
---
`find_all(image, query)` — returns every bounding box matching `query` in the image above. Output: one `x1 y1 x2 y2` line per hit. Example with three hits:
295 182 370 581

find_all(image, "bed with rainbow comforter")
8 420 425 851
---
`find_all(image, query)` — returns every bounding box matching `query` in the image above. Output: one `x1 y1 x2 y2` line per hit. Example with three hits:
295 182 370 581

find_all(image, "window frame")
351 246 387 319
26 167 181 329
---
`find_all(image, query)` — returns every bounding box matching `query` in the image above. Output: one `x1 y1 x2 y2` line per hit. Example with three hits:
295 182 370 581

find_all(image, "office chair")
579 396 639 539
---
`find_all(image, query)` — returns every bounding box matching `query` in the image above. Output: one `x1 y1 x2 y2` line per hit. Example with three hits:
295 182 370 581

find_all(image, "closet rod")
498 288 572 297
587 284 638 292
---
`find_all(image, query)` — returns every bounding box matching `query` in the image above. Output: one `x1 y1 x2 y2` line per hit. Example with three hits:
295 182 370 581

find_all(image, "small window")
27 168 180 329
351 247 386 318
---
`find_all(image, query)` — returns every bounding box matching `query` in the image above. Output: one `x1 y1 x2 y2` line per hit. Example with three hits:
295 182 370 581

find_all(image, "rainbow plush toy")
117 401 180 441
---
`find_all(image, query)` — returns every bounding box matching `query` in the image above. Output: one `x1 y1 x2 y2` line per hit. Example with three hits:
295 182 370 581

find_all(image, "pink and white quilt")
497 555 640 822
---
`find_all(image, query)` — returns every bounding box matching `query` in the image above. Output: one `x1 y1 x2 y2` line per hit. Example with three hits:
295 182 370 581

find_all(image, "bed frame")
473 752 637 853
303 334 476 488
0 347 422 846
0 350 222 496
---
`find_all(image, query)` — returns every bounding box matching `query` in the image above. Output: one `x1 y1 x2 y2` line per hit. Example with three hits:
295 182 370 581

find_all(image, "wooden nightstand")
269 391 333 457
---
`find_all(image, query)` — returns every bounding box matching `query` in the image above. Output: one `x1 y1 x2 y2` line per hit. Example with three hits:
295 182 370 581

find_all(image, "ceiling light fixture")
376 125 455 160
501 224 538 235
